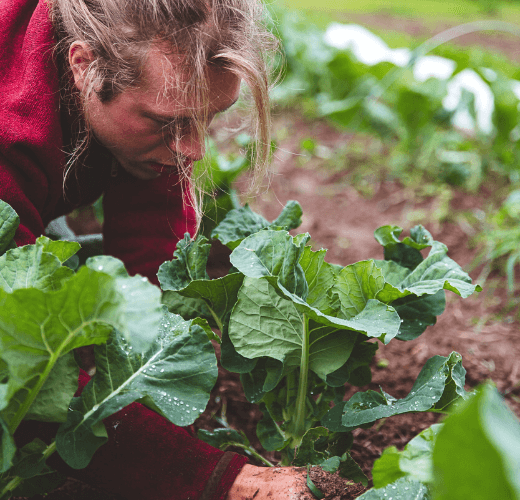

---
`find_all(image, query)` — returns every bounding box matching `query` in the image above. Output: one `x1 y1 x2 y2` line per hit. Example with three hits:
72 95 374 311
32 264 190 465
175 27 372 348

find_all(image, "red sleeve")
102 169 197 284
17 370 248 500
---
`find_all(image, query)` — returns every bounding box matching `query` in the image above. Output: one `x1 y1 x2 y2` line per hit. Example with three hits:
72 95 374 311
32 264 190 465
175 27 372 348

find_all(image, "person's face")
70 44 241 180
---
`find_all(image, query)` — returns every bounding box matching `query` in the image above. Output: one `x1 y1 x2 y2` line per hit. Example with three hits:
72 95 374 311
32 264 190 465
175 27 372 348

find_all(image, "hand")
226 464 315 500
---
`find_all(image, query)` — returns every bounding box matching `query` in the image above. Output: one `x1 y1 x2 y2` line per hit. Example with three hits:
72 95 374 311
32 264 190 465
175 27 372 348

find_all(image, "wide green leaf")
86 256 163 353
372 424 443 487
211 205 270 250
432 383 520 500
357 477 431 500
0 243 75 293
212 201 303 250
56 312 217 469
322 353 466 430
230 230 310 299
0 201 19 256
334 260 386 319
299 246 339 315
158 236 243 325
0 262 163 434
229 278 360 378
375 242 481 303
18 352 78 424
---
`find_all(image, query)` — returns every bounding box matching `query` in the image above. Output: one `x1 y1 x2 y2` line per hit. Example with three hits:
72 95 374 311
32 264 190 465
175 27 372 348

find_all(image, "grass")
275 0 520 24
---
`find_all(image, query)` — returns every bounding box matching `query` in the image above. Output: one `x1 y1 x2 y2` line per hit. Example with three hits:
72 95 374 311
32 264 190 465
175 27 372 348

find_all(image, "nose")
163 121 211 163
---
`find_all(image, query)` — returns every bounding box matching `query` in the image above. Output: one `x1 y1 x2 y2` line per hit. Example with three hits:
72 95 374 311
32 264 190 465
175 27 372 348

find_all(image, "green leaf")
161 291 212 322
432 383 520 500
230 230 310 299
299 246 339 315
293 426 329 466
357 477 430 499
211 205 270 250
211 201 303 250
271 201 303 231
338 452 368 486
0 201 19 256
86 256 163 353
22 352 78 423
372 424 443 487
0 243 74 293
323 353 466 430
257 403 286 451
9 438 51 479
334 261 386 319
0 416 15 473
392 291 445 341
5 471 66 498
229 278 358 377
35 236 81 264
197 428 248 449
157 234 210 290
56 314 217 469
375 241 481 303
0 263 163 434
158 236 243 324
325 340 378 387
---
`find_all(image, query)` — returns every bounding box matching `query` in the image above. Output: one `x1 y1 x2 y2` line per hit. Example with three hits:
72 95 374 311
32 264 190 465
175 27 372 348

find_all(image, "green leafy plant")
472 188 520 302
0 200 218 498
361 382 520 499
157 200 481 483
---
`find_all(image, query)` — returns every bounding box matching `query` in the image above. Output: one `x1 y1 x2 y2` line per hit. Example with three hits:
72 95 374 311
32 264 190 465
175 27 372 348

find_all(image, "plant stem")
0 441 57 498
223 443 274 467
8 354 59 434
207 305 224 333
293 313 310 442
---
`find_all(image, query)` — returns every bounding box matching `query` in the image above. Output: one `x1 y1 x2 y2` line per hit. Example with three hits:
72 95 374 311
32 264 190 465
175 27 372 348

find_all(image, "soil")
14 14 520 500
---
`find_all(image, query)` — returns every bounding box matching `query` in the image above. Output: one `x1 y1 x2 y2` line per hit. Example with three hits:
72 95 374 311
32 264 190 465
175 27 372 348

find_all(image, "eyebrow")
143 97 239 123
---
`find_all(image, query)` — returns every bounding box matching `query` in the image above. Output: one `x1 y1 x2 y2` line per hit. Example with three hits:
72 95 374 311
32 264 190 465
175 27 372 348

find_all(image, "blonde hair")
48 0 279 230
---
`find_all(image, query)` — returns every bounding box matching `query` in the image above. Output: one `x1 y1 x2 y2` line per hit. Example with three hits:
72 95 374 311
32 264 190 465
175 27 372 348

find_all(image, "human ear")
69 42 94 92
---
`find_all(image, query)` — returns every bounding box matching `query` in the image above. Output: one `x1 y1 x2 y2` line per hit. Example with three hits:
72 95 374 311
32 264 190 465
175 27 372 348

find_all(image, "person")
0 0 313 498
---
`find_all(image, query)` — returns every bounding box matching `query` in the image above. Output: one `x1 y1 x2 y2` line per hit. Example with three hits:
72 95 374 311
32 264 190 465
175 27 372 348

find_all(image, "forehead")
134 44 241 116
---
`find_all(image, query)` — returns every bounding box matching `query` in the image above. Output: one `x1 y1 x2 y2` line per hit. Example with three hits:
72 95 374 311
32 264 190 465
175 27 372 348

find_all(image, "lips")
148 163 176 174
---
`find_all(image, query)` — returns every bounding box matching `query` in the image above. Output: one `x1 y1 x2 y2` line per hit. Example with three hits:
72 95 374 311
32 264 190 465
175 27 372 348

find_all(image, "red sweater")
0 0 247 498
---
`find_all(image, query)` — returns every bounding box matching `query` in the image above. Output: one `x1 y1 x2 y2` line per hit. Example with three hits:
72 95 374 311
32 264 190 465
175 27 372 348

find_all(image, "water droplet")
160 369 165 373
192 407 197 411
97 265 104 271
142 277 148 282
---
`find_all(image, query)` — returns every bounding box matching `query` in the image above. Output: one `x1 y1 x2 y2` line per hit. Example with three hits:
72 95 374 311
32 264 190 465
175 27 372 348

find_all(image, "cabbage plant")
158 201 481 483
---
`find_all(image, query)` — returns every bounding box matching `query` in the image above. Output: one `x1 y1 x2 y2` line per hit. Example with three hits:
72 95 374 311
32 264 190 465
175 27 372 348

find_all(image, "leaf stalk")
293 313 310 443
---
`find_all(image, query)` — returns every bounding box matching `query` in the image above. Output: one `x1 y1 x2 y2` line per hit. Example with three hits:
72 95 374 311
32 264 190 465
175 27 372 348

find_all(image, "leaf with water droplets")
356 477 431 499
56 312 217 469
322 353 467 431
